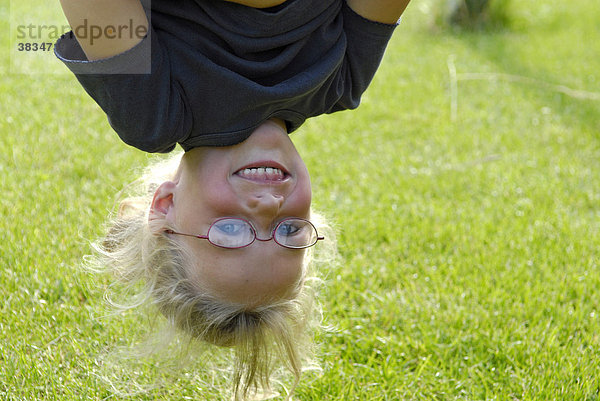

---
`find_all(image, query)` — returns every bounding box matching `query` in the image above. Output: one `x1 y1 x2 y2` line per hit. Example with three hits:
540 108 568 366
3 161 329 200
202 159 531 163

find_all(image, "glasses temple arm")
164 229 208 240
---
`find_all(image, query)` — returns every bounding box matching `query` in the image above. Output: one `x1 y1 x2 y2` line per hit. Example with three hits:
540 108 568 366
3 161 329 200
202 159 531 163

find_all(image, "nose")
246 193 284 235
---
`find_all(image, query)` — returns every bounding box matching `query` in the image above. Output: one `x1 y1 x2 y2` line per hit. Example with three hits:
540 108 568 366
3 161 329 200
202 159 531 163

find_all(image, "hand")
347 0 411 24
58 0 148 60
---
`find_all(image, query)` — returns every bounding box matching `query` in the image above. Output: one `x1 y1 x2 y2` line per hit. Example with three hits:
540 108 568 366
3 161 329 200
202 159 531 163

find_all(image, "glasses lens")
274 218 318 249
208 218 255 248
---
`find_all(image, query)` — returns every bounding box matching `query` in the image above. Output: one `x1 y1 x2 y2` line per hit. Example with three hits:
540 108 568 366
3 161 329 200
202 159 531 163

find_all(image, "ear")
148 181 177 234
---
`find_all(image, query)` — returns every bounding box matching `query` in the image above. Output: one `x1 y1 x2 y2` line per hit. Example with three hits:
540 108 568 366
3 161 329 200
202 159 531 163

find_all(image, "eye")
207 219 255 248
276 222 302 237
213 220 247 236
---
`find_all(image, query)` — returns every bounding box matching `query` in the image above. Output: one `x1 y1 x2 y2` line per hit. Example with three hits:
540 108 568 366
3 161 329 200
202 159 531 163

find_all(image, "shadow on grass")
447 25 600 137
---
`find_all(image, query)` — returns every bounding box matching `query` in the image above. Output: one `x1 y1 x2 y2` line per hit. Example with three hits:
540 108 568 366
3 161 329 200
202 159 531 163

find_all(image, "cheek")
292 178 312 218
198 176 241 215
175 183 239 232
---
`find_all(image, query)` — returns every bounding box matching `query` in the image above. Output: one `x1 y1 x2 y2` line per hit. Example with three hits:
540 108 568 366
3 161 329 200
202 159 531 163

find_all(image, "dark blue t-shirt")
55 0 397 152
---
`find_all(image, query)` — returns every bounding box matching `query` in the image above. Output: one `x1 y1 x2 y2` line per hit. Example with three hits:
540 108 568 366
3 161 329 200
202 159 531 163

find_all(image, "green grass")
2 0 600 399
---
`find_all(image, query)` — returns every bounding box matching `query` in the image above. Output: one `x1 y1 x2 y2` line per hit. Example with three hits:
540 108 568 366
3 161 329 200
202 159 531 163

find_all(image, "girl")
55 0 410 398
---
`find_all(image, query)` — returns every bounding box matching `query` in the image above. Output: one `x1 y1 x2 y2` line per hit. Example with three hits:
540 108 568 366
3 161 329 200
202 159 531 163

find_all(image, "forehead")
182 239 306 306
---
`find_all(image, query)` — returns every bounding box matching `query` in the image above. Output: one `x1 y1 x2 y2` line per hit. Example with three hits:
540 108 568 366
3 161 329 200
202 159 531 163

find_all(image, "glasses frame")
164 217 324 250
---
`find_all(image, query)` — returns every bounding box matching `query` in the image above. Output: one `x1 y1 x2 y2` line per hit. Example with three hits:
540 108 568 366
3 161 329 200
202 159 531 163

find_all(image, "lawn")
1 0 599 399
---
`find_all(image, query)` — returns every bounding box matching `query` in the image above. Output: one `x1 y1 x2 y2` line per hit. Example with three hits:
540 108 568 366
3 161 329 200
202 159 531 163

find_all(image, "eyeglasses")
165 217 324 249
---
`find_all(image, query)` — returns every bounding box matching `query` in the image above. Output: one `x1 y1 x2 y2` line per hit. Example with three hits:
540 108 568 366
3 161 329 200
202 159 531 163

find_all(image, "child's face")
154 119 312 306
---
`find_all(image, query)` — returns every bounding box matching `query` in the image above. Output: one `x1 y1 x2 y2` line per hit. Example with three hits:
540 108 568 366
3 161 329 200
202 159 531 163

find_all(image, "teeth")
238 167 284 179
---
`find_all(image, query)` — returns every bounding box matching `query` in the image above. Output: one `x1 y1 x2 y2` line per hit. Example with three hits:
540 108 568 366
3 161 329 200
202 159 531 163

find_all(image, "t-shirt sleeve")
54 27 191 153
327 2 398 113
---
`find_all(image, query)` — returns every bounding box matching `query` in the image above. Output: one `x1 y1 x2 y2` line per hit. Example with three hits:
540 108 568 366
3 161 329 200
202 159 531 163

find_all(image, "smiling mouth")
235 166 288 182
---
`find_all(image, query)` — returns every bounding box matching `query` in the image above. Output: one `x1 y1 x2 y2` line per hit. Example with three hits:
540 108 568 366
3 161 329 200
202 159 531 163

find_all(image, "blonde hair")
89 153 335 400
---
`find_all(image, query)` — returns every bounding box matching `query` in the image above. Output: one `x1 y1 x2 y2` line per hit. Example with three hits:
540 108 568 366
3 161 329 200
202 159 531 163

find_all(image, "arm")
346 0 411 24
58 0 148 60
55 1 189 152
323 0 405 114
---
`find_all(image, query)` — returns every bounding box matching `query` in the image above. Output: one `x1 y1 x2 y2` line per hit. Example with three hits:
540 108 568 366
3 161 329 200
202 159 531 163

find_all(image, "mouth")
234 161 290 182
